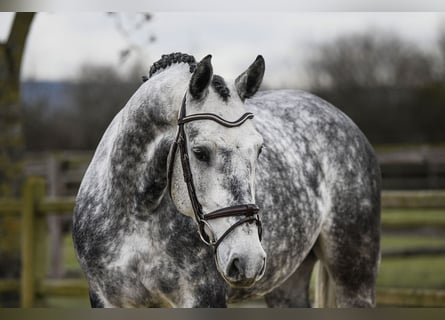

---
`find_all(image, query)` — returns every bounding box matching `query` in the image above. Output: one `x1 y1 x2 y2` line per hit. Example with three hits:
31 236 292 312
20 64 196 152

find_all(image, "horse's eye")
192 147 210 162
258 145 264 158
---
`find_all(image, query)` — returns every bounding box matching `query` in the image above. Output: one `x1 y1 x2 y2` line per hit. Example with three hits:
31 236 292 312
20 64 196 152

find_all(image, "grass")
382 209 445 228
378 227 445 289
381 235 445 250
376 209 445 289
377 256 445 289
64 235 81 272
39 296 90 308
38 235 88 307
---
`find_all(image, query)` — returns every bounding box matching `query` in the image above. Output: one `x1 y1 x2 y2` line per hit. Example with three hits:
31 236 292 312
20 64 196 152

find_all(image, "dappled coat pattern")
72 52 381 308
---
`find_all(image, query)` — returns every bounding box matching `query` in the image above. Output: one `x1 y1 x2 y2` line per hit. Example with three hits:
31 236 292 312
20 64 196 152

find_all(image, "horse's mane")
148 52 197 79
146 52 231 102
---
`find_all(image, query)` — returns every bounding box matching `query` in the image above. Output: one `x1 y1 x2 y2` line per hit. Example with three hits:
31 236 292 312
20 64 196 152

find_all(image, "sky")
1 12 444 88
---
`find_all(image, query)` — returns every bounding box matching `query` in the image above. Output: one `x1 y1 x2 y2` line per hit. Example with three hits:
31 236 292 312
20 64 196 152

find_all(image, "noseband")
167 94 262 252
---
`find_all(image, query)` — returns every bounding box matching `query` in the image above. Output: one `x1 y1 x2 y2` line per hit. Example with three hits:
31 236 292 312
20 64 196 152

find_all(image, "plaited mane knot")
211 75 231 102
148 52 197 79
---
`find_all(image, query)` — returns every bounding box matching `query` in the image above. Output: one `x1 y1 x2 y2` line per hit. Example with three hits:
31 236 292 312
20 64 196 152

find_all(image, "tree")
107 13 155 64
23 12 155 151
0 13 35 196
23 63 143 151
308 30 435 90
0 13 35 306
70 63 143 149
306 29 445 144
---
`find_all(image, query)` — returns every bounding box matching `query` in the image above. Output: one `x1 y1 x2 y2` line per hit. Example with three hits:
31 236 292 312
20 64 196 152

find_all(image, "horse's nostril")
228 257 245 279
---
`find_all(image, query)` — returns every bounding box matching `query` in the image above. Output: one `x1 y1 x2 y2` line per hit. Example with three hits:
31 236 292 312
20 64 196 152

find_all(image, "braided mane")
211 75 231 102
146 52 231 103
148 52 197 79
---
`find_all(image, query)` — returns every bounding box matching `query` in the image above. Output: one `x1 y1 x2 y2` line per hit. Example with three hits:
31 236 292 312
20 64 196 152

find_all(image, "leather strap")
205 204 259 220
213 216 260 250
168 94 262 250
179 112 254 127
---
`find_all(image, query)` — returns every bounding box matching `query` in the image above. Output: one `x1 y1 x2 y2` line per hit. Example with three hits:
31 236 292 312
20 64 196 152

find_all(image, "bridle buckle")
198 220 218 246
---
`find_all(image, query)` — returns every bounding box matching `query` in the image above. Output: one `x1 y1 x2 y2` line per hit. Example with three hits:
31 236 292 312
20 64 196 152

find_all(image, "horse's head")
169 55 266 287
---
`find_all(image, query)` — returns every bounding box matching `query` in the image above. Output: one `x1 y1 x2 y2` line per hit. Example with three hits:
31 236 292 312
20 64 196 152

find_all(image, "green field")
378 256 445 289
379 209 445 289
382 209 445 228
381 235 445 250
64 235 80 272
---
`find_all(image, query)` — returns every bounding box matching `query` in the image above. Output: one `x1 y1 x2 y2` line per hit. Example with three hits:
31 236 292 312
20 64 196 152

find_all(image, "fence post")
21 177 46 308
47 154 64 278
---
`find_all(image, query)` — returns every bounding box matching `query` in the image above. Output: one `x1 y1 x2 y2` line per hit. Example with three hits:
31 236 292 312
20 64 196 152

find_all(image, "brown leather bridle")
167 94 262 252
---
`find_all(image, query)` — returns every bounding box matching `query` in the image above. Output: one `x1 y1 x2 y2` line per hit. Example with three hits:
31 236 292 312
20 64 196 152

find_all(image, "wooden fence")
0 177 445 307
0 177 84 307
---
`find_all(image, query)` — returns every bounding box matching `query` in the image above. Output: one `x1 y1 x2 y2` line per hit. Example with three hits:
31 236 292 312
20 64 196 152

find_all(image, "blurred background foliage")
21 26 445 150
23 62 142 150
308 29 445 144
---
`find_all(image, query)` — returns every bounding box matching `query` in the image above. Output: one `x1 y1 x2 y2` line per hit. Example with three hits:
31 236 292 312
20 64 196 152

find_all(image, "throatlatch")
167 94 262 251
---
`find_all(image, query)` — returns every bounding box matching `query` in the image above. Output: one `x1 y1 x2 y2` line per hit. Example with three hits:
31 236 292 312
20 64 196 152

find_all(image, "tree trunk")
0 13 35 306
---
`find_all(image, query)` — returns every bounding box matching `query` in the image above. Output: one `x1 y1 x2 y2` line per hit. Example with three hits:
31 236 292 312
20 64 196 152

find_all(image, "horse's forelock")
211 75 231 102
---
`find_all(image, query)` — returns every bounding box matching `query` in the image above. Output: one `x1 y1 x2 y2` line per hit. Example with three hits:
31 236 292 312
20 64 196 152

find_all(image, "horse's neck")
105 65 191 212
121 65 192 131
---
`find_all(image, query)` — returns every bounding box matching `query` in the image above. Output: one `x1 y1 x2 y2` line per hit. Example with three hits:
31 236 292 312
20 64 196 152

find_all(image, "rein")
167 94 262 252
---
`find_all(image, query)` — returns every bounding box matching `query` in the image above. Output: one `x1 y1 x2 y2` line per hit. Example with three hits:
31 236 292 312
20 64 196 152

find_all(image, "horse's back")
248 89 380 206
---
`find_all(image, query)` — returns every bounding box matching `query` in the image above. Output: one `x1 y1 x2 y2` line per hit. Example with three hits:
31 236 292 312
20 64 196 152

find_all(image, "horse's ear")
235 55 265 102
189 55 213 100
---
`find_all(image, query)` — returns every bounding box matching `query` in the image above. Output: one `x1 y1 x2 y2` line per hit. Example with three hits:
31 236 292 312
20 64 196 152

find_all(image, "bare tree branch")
6 13 35 82
107 13 155 64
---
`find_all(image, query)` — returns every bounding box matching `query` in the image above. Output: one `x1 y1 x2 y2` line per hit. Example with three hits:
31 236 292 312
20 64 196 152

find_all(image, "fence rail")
1 177 445 307
382 190 445 208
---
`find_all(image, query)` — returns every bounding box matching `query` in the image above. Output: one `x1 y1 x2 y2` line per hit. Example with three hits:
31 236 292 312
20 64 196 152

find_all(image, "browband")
178 112 254 127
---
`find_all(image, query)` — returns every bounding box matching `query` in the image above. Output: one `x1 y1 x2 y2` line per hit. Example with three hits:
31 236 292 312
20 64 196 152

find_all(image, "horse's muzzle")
225 255 266 288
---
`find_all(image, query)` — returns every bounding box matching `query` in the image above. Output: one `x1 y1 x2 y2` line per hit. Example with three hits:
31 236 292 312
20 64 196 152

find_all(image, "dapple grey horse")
73 52 380 308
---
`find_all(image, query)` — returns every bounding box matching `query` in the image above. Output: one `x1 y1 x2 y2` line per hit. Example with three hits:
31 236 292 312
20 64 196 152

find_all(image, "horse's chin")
219 271 260 288
225 278 257 289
